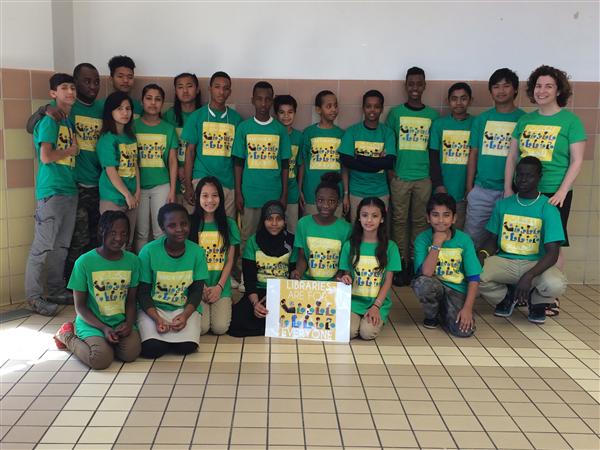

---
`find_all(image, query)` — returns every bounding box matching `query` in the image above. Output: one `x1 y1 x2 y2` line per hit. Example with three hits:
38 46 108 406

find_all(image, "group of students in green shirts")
25 56 586 367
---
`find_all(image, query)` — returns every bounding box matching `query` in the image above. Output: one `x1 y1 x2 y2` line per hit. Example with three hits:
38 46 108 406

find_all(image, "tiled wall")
1 68 598 304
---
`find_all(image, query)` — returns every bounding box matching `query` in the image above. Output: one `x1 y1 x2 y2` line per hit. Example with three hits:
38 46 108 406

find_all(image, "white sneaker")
238 275 245 293
230 278 239 289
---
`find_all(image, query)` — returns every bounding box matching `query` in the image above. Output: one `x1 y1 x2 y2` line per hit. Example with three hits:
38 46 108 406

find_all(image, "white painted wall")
1 1 54 70
72 1 599 81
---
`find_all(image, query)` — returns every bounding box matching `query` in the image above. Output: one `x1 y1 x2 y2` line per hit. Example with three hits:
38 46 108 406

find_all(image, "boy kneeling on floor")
478 156 567 324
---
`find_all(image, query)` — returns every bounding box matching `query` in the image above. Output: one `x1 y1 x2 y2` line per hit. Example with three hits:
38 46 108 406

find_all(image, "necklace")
516 192 541 207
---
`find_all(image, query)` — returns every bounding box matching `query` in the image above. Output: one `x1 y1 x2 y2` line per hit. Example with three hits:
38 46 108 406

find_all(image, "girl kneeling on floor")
338 197 401 340
54 211 141 369
137 203 208 358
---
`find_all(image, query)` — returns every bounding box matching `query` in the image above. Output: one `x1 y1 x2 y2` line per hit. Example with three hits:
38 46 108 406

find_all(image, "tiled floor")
0 284 599 450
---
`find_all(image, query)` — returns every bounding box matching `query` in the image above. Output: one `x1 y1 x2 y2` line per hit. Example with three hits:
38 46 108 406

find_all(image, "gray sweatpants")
25 195 78 300
411 275 473 337
464 185 503 248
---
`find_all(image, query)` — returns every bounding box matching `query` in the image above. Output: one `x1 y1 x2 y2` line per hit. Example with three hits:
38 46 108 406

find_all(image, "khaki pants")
390 177 431 260
480 256 567 306
99 200 137 248
200 297 233 335
303 203 343 218
286 203 299 234
240 206 262 258
135 183 170 252
350 313 384 340
349 195 389 224
184 179 237 218
63 329 141 370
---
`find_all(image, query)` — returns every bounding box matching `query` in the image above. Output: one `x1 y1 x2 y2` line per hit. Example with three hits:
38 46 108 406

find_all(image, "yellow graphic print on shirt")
138 133 167 168
519 125 561 162
256 251 290 283
289 145 299 179
91 270 131 317
441 130 470 165
399 117 432 151
153 270 193 307
481 121 517 156
199 231 226 271
117 142 137 178
355 141 385 158
75 115 102 152
202 122 235 157
353 255 383 298
501 214 542 255
307 237 342 279
309 137 341 170
247 134 279 169
175 127 186 163
435 248 464 285
56 124 76 168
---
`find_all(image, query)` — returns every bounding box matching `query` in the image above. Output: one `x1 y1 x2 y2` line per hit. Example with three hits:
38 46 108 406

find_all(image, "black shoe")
494 293 517 318
423 317 440 329
393 272 404 287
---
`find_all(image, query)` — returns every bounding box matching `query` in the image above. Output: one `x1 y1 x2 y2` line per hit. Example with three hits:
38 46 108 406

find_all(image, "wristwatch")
431 245 441 251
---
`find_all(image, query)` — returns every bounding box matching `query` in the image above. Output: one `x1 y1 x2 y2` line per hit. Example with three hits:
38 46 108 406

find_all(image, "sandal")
545 299 560 317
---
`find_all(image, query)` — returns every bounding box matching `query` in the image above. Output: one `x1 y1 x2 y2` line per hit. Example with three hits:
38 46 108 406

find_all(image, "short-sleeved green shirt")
300 124 345 204
294 215 352 281
386 104 440 180
232 117 292 208
33 115 77 199
71 99 104 186
196 217 241 298
97 132 138 206
470 107 526 191
486 195 565 261
338 121 396 198
138 237 208 313
339 240 401 322
287 128 303 204
67 249 140 339
414 228 481 293
134 118 178 189
513 109 586 193
163 108 195 166
243 234 297 290
181 105 242 189
430 115 474 202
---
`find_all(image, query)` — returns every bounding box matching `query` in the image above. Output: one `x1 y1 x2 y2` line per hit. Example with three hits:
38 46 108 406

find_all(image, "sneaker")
392 272 404 287
423 317 440 329
494 293 517 318
528 304 547 324
28 297 59 317
230 278 240 289
48 290 74 305
238 275 245 293
54 322 74 349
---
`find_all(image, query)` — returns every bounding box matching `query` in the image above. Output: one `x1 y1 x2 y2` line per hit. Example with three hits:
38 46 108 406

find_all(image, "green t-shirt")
33 115 77 199
430 115 474 202
181 105 242 189
486 195 565 261
71 99 104 186
470 107 526 191
67 249 140 339
338 122 396 198
163 107 195 167
243 234 297 290
294 215 352 281
196 217 241 298
339 240 401 323
134 118 178 190
287 128 303 204
232 117 292 208
301 124 345 204
97 132 138 206
138 237 208 313
386 104 440 180
414 228 481 294
513 109 586 193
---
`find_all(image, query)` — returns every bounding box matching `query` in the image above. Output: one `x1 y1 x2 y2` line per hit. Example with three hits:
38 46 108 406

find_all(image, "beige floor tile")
408 414 447 431
233 411 267 428
161 411 198 427
116 426 157 444
196 411 232 428
369 399 404 415
435 400 473 415
191 427 230 445
378 430 418 447
451 431 495 448
270 398 301 412
468 401 506 416
414 430 456 448
167 397 202 411
536 402 578 417
2 425 47 443
444 415 483 431
303 412 339 429
526 432 570 449
78 426 121 444
98 396 135 411
371 414 410 430
302 398 335 413
340 428 379 447
562 433 600 450
549 416 594 433
132 397 169 411
268 412 303 428
268 428 304 445
488 431 533 449
125 410 164 427
337 413 374 429
88 410 129 427
15 409 58 426
40 426 84 444
305 427 342 446
200 397 235 412
154 426 194 444
401 400 437 415
235 397 268 412
335 398 370 414
229 427 266 445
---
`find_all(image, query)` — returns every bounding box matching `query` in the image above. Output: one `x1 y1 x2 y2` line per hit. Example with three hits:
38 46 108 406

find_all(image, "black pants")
141 339 198 359
228 291 266 337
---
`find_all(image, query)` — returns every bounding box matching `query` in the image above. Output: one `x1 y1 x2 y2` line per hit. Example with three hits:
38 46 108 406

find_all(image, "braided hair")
97 210 130 245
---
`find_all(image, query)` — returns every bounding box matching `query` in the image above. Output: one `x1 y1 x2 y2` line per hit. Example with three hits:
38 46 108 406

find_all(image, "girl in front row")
229 201 296 337
134 84 179 251
137 203 208 358
190 177 240 335
292 172 351 282
54 211 141 369
338 198 401 340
